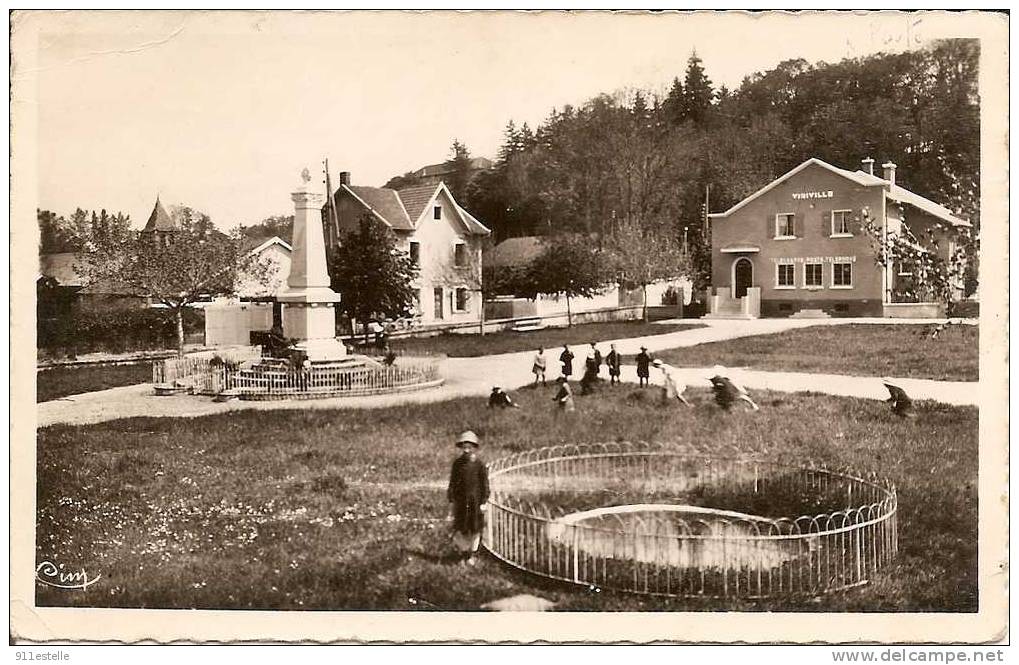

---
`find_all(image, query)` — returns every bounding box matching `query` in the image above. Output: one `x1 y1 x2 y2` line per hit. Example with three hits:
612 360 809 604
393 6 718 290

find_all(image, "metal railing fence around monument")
152 348 263 387
152 350 443 398
484 442 898 599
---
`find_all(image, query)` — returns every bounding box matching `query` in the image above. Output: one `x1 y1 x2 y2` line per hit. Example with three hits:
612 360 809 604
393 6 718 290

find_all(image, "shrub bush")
38 307 204 358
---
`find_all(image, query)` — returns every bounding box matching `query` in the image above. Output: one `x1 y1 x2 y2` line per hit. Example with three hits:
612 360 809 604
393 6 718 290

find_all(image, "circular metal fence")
484 442 897 599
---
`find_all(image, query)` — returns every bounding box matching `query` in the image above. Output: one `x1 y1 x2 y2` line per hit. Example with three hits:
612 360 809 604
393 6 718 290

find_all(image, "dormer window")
433 205 442 220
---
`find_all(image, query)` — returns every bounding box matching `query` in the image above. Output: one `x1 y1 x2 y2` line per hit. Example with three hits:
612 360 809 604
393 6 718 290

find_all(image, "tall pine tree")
663 76 685 125
682 51 715 124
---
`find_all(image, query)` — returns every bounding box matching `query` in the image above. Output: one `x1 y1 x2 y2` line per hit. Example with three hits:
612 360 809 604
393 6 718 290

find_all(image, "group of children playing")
519 343 760 413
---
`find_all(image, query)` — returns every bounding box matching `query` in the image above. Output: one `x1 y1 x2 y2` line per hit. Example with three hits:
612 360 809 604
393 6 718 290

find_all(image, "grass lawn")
389 320 704 357
651 324 978 381
37 362 153 403
37 383 977 612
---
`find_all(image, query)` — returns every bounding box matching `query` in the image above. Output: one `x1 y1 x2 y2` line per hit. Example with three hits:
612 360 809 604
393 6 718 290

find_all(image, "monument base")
292 337 350 362
279 287 346 361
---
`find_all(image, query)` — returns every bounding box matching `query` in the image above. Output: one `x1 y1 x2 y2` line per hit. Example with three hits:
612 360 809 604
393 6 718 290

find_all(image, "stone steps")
789 308 832 319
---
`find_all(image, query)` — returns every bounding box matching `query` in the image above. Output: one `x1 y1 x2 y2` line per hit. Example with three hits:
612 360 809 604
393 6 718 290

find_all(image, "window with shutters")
831 210 853 237
774 213 796 239
832 262 853 289
804 263 823 288
775 262 796 289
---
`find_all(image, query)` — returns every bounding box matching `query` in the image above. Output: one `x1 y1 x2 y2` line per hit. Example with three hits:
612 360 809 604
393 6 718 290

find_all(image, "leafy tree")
329 214 418 340
78 207 271 356
861 210 970 314
38 209 74 254
39 208 128 255
383 172 421 190
522 236 609 327
610 218 688 322
238 214 294 244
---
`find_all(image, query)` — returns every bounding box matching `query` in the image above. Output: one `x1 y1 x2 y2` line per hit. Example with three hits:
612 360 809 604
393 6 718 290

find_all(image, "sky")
20 10 963 230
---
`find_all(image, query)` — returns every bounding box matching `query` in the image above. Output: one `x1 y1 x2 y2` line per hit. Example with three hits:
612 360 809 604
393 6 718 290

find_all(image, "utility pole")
323 158 337 252
703 183 710 237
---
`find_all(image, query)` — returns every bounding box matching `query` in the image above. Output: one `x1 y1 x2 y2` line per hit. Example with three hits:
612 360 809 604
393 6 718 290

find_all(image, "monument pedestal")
276 168 347 362
279 293 347 362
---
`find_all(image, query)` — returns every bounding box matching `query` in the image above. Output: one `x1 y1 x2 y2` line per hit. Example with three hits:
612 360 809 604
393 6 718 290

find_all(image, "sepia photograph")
10 9 1009 645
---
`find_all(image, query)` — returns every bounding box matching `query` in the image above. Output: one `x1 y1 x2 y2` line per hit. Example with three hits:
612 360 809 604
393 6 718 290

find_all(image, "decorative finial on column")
300 167 311 184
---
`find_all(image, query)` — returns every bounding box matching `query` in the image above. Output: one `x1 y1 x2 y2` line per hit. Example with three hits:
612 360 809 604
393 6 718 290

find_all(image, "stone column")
278 167 347 360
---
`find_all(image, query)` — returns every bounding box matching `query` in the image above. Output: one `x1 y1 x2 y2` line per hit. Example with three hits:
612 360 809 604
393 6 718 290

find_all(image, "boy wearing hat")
636 346 652 387
654 358 693 407
606 343 622 384
488 386 520 409
447 430 490 565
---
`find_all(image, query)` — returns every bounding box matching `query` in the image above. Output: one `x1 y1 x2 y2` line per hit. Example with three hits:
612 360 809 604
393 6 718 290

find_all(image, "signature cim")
35 560 101 591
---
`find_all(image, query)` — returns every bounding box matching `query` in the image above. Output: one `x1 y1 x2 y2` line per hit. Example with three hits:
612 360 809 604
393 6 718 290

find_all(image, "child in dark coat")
709 366 760 411
488 386 520 409
606 344 622 384
447 431 490 565
636 346 652 387
559 345 574 379
581 349 599 395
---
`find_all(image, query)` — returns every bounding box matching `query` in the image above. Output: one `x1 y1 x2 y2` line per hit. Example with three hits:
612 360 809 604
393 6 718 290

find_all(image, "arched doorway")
733 258 753 299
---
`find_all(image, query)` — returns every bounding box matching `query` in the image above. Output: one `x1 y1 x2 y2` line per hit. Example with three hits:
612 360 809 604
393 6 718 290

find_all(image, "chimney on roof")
882 161 896 186
861 157 875 175
339 171 351 186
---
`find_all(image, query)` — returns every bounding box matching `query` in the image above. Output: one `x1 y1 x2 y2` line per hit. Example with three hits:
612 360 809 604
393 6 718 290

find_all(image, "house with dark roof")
410 156 493 185
324 172 491 325
707 157 970 319
483 235 545 272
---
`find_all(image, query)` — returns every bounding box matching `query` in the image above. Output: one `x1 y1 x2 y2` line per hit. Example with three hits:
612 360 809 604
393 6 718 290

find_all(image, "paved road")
37 318 979 427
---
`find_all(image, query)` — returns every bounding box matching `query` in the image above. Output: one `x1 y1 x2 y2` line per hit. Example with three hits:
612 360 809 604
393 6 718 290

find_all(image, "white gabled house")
324 171 491 326
236 235 292 298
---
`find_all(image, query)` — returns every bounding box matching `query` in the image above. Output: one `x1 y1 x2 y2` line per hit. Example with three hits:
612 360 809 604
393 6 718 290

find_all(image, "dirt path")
37 318 980 427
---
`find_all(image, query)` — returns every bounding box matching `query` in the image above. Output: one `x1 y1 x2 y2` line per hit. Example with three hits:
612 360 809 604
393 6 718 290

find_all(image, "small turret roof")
143 196 175 232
